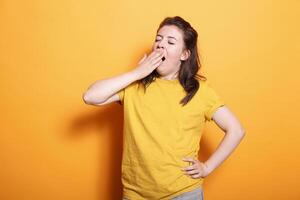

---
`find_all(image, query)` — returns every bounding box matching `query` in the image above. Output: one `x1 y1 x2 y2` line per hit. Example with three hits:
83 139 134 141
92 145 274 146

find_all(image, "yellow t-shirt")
117 77 225 200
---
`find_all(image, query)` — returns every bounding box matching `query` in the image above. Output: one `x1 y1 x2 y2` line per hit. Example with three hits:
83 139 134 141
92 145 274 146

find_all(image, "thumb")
138 53 147 64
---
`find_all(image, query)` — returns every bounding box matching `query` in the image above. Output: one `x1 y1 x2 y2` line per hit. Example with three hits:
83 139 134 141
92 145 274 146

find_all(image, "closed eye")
155 39 175 45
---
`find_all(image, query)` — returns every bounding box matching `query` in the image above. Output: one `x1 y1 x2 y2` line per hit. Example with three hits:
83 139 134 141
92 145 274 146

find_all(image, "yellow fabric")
117 77 225 200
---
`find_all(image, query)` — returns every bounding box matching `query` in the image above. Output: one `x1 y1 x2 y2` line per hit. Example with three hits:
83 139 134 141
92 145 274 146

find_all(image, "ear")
180 49 191 61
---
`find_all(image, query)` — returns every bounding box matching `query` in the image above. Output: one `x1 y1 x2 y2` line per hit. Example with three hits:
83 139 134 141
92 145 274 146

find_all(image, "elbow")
237 128 246 139
82 92 91 104
226 127 246 139
82 91 107 105
82 92 98 105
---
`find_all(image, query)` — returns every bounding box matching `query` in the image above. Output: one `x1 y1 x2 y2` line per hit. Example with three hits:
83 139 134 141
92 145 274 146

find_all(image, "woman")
83 16 245 200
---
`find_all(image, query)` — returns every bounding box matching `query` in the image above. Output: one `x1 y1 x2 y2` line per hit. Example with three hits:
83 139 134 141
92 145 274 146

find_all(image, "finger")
182 157 196 163
138 54 147 64
151 54 164 65
149 51 163 63
181 164 196 171
149 51 164 62
185 169 199 175
191 174 202 179
149 48 164 58
148 49 161 58
151 59 163 69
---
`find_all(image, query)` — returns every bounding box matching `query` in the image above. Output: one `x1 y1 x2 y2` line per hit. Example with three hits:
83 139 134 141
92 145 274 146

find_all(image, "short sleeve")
116 89 124 105
116 81 139 105
204 81 226 122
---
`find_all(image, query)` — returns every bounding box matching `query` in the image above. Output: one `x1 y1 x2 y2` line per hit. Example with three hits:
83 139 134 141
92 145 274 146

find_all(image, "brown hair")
138 16 207 106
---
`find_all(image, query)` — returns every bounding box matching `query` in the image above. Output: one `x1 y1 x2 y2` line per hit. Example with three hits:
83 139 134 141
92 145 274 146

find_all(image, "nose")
156 40 165 50
157 43 164 49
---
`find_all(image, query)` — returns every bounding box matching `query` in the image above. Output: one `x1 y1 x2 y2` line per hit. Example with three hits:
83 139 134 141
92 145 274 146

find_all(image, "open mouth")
162 57 166 61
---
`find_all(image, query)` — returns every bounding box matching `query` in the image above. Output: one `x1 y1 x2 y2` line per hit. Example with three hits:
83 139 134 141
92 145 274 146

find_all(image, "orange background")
0 0 299 199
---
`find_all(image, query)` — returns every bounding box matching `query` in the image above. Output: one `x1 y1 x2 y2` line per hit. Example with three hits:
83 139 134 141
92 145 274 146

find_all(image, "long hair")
138 16 207 106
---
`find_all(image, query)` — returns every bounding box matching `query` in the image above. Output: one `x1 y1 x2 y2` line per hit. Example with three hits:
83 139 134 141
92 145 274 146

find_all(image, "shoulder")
198 79 224 107
199 79 219 92
198 79 213 93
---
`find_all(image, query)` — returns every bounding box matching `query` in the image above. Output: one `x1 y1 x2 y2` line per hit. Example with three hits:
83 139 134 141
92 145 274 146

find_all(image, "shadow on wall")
68 103 124 200
199 129 222 188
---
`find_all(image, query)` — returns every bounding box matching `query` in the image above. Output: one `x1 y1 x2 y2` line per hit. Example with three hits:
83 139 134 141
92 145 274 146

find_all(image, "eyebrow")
156 34 177 41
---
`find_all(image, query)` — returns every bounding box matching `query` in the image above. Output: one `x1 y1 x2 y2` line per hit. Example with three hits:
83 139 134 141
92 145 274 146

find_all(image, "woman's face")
152 25 190 77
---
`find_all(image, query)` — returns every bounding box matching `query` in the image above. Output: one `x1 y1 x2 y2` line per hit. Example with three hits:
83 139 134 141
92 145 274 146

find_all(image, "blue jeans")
122 187 204 200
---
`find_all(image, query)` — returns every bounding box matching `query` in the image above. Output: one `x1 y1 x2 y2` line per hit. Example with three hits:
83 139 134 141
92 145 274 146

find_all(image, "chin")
156 66 165 73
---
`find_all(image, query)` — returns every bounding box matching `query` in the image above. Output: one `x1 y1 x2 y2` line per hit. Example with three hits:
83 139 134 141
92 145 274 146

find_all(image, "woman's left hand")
181 157 211 179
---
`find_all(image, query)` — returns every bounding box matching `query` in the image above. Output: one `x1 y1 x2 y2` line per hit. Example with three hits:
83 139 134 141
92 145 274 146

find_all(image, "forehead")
156 25 183 40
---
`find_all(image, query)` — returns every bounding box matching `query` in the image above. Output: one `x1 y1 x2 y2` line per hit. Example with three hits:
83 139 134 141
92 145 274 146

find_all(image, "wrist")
204 161 214 174
129 69 141 81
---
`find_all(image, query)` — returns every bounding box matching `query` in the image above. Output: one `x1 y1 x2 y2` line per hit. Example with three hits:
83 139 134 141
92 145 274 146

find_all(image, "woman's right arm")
82 70 139 105
82 49 164 106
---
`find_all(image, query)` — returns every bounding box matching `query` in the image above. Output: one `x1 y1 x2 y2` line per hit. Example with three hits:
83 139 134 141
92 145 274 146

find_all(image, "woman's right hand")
133 49 165 80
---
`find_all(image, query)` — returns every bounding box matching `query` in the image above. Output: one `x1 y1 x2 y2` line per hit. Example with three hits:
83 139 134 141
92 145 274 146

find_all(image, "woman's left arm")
203 105 246 175
182 105 246 178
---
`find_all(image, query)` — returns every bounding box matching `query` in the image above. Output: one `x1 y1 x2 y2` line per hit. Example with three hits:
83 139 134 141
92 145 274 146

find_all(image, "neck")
159 70 179 80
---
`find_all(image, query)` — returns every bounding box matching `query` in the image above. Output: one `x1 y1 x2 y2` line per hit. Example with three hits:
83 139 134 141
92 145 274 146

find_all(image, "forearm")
83 70 139 104
204 129 245 174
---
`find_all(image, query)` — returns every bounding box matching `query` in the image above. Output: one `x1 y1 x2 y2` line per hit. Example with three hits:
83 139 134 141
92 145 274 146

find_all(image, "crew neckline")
156 76 179 83
156 77 179 82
